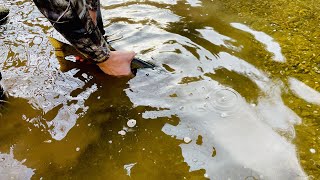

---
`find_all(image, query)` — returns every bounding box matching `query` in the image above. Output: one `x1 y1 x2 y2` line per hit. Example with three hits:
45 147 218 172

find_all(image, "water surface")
0 0 319 179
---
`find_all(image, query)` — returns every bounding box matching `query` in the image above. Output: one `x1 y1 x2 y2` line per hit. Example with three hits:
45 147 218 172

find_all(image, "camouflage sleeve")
33 0 110 64
86 0 99 11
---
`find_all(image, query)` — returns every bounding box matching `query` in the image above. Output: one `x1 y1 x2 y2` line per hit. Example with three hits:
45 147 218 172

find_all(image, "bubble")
251 103 257 107
127 119 137 128
183 137 192 143
118 130 126 136
220 112 228 118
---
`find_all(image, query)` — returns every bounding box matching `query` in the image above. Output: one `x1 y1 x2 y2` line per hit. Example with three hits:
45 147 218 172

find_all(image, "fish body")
0 5 9 24
49 31 156 74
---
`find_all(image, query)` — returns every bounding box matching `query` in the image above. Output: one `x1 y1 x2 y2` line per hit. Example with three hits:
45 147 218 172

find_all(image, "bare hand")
97 51 135 76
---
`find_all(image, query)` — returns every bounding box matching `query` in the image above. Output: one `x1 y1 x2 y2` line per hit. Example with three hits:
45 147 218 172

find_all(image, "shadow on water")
0 0 319 179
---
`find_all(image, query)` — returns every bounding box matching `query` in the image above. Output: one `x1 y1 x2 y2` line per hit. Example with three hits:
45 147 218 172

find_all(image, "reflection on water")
196 27 239 51
231 23 285 62
0 0 319 179
0 147 34 179
289 77 320 105
125 29 305 178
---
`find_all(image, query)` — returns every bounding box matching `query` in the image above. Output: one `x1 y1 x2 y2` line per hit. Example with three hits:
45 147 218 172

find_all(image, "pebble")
76 147 80 152
127 119 137 128
183 137 192 143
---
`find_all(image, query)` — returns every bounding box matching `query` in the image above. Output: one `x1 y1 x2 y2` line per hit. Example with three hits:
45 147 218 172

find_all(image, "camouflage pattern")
33 0 110 63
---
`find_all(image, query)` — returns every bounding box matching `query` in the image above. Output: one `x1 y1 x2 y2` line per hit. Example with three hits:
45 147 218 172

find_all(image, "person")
32 0 135 76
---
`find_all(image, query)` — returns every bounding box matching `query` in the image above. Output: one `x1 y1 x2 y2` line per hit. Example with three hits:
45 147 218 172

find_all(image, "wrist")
96 52 111 65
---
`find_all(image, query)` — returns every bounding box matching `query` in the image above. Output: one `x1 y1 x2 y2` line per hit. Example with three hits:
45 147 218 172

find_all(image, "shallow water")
0 0 319 179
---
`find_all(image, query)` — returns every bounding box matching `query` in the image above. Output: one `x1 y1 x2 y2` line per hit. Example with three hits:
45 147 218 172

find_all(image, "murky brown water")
0 0 319 179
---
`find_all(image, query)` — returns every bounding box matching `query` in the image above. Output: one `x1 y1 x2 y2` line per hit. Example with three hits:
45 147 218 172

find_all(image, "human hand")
97 51 135 76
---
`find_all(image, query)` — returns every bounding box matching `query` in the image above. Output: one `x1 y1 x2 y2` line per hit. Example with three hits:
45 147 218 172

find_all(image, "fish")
48 31 156 75
0 5 9 24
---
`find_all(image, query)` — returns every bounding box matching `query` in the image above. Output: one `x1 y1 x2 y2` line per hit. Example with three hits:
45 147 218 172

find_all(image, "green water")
0 0 319 179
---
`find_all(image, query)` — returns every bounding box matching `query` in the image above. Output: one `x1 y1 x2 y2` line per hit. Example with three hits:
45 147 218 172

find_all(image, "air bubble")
127 119 136 128
118 130 126 136
184 137 192 143
220 112 228 118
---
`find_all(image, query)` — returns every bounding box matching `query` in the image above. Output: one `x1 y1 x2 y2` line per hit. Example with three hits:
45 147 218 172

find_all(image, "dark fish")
0 72 6 104
48 33 156 75
0 5 9 24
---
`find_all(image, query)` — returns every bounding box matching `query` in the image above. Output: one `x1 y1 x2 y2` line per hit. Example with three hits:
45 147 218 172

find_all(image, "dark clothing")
33 0 110 63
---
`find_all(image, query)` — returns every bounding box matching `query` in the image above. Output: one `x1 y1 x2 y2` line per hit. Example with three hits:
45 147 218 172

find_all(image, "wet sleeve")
69 1 110 63
33 0 110 64
67 27 111 64
86 0 99 11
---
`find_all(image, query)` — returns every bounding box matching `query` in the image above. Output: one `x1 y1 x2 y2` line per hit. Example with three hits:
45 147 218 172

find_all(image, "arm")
33 0 134 76
86 0 99 11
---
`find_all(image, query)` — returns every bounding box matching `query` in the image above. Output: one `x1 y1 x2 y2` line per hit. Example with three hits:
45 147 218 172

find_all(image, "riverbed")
0 0 319 179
